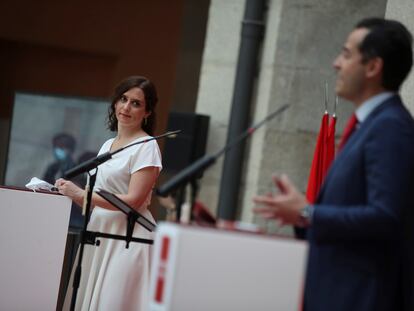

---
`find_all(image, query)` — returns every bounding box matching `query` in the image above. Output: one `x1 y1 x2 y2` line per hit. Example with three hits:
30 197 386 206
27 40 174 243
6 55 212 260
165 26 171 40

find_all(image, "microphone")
156 105 289 196
64 130 181 179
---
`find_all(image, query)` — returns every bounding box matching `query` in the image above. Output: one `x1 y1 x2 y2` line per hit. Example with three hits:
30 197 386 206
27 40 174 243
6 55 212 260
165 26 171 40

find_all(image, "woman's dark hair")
356 18 413 91
107 76 158 135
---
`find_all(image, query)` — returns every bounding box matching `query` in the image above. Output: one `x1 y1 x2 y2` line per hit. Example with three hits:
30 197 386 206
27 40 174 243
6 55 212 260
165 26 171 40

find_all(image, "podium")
0 187 71 310
148 223 308 311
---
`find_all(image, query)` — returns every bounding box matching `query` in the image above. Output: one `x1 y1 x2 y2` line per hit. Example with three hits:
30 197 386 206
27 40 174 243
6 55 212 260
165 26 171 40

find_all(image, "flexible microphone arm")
156 105 289 197
64 130 181 179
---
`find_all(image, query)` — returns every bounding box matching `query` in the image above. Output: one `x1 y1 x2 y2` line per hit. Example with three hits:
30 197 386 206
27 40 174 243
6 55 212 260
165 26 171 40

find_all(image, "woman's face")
115 87 150 131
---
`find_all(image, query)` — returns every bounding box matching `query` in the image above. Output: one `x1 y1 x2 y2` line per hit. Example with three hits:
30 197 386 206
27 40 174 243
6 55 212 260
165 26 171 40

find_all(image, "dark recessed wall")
0 1 185 183
171 0 210 112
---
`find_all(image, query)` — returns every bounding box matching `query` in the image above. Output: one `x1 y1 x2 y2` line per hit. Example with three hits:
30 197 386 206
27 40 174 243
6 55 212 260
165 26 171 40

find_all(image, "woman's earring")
144 117 147 125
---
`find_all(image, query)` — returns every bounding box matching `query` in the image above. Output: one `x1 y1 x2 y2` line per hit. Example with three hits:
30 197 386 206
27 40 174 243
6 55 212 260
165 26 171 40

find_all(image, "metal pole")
217 0 266 220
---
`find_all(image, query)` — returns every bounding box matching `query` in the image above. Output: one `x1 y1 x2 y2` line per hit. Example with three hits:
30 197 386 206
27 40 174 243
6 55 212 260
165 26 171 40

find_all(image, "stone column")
241 0 387 233
196 0 388 231
195 0 245 214
386 0 414 113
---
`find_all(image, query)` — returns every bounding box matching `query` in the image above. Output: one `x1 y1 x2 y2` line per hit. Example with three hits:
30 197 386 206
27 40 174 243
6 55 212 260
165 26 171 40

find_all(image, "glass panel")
5 92 113 187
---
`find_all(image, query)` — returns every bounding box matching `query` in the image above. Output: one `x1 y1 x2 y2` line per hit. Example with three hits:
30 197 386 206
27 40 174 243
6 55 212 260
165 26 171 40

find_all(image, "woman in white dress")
56 76 162 311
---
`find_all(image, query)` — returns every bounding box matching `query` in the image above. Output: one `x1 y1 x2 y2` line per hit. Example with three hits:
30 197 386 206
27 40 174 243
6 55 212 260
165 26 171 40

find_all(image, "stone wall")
195 0 410 234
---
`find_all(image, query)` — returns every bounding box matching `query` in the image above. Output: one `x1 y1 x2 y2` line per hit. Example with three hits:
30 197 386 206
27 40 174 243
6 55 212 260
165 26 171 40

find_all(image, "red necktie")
338 113 358 151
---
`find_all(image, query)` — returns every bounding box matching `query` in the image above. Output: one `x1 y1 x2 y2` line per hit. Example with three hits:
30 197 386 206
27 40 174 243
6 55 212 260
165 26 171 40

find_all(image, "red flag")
306 113 328 203
306 113 336 203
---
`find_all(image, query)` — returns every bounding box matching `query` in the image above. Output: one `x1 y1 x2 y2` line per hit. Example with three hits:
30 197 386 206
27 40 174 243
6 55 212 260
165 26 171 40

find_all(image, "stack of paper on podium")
0 187 71 310
149 223 308 311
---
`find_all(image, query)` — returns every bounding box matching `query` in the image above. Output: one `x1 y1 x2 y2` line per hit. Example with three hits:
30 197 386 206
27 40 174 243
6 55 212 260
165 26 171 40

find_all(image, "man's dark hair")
52 133 76 153
355 18 413 91
107 76 158 135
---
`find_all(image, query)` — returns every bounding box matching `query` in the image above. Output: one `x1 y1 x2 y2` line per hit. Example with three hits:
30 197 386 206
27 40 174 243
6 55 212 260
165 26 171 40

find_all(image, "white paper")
25 177 58 192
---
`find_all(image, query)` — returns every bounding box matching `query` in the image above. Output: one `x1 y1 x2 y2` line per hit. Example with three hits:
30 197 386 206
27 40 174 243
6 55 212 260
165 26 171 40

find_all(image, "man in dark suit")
254 18 414 311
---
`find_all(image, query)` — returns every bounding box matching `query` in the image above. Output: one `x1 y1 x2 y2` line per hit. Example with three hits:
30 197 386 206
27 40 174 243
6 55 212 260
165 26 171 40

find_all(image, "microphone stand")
64 130 180 180
156 105 289 218
69 169 96 311
66 130 179 311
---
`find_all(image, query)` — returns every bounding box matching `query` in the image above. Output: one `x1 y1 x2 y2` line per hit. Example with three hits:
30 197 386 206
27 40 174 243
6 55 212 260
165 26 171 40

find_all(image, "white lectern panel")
0 188 71 311
149 223 308 311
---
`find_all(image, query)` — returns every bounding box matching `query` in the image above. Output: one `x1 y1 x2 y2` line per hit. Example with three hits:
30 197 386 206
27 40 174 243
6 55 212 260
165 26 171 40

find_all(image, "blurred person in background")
43 132 77 184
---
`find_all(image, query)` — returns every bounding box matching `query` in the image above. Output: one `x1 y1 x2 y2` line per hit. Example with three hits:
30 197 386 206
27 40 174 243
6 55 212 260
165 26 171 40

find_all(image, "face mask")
53 147 67 161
